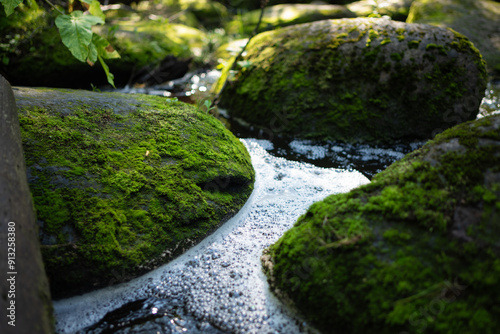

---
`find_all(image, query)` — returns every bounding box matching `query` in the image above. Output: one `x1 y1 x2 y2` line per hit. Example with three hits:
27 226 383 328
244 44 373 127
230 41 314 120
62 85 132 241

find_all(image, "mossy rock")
262 114 500 333
214 38 248 64
183 0 229 29
0 1 205 88
217 0 358 11
217 18 487 144
15 87 255 298
407 0 500 77
131 0 229 29
225 4 355 35
101 19 206 75
348 0 415 21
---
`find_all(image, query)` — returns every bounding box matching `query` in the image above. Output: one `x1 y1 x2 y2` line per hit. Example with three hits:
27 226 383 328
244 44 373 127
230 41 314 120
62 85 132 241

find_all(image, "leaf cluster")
1 0 119 86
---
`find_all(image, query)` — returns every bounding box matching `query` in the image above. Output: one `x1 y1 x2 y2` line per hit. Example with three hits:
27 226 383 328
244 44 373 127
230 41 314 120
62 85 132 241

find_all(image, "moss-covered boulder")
182 0 229 29
262 114 500 333
348 0 415 21
131 0 229 30
225 4 355 35
15 87 254 298
101 19 206 75
0 1 206 88
407 0 500 76
217 18 487 144
217 0 358 11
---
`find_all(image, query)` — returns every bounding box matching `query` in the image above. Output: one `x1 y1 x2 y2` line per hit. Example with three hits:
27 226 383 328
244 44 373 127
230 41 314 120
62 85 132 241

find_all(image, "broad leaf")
87 41 98 65
92 34 120 59
98 54 116 88
88 0 105 21
55 11 104 63
1 0 23 16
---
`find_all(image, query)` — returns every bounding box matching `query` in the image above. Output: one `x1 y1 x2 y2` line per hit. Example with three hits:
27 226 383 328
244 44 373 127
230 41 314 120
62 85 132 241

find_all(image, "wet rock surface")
52 139 370 333
217 17 487 144
263 115 500 333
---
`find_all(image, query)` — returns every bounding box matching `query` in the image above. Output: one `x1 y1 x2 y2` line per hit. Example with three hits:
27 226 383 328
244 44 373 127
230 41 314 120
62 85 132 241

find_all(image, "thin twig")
211 0 268 108
44 0 65 15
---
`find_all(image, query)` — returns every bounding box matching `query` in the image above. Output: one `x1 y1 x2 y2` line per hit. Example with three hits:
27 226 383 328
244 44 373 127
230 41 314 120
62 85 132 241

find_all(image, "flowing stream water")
52 80 500 333
53 139 370 333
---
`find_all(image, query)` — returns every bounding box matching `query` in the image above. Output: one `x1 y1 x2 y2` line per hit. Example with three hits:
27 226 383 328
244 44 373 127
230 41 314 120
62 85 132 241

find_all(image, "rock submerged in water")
262 114 500 333
217 17 487 144
15 87 255 299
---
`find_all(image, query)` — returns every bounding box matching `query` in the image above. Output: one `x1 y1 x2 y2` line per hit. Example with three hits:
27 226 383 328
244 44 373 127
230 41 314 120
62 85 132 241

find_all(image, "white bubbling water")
53 139 369 333
479 82 500 118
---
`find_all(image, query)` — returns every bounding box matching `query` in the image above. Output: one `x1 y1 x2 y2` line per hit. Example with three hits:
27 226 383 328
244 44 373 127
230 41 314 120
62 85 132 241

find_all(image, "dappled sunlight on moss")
16 88 254 298
263 115 500 333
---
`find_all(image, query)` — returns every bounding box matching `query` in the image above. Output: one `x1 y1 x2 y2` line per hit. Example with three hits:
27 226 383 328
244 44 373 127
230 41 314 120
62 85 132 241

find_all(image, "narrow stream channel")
52 80 500 333
53 139 370 333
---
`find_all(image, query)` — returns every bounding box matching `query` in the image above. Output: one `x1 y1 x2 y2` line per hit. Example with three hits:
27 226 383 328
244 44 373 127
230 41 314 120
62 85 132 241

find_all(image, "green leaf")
88 0 105 21
1 0 23 16
88 41 98 64
55 11 104 63
92 34 120 60
98 54 116 88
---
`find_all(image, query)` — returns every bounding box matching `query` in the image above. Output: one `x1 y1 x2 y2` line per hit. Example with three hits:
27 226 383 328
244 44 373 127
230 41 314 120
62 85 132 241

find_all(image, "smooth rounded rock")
15 87 254 298
218 17 488 144
407 0 500 76
263 114 500 333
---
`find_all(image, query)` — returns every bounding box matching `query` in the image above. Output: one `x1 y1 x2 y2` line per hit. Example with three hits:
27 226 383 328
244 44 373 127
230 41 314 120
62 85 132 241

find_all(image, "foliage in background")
0 0 119 86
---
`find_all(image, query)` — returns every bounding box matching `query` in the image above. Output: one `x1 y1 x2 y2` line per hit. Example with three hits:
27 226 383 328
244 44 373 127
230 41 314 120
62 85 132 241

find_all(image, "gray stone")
0 76 53 333
217 18 488 144
407 0 500 76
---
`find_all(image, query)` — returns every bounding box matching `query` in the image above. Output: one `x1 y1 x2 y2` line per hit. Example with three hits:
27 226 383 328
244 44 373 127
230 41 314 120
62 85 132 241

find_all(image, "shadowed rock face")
407 0 500 76
263 114 500 333
218 17 487 144
15 87 255 299
0 76 53 333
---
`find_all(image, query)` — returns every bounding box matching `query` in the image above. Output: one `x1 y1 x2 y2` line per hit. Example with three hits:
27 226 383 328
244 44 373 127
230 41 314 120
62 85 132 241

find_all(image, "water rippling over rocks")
53 139 369 334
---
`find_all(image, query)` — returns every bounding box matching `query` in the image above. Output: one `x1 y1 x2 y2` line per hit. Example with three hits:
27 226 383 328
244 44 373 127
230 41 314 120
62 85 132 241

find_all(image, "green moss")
263 115 500 333
380 38 392 46
1 2 205 87
408 40 421 49
218 18 487 144
17 88 254 297
407 0 500 74
390 52 403 61
0 3 92 86
225 4 356 36
426 43 448 55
